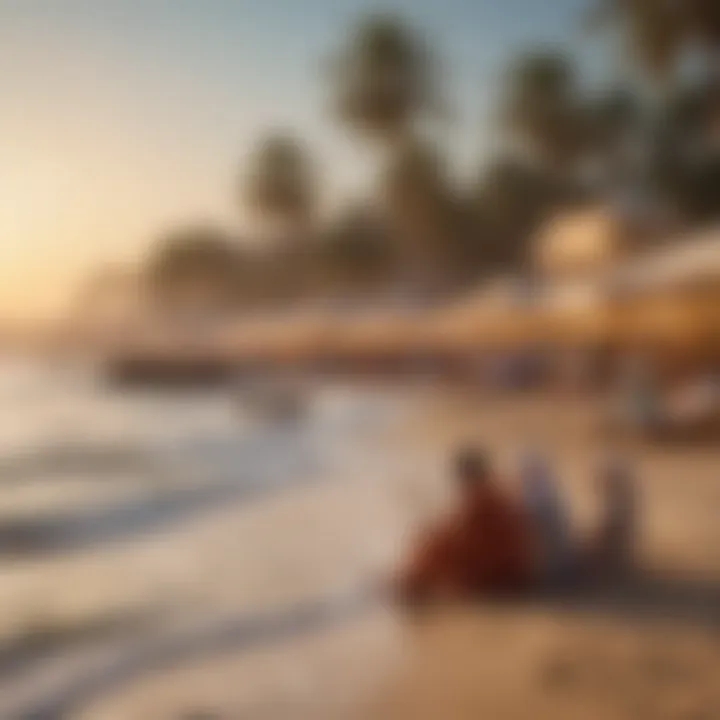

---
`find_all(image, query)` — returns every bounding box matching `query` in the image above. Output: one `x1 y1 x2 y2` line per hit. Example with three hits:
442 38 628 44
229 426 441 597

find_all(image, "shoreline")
0 381 717 718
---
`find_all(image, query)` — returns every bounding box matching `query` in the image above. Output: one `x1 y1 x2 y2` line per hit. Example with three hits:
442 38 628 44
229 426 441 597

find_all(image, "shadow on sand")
6 571 720 720
520 570 720 629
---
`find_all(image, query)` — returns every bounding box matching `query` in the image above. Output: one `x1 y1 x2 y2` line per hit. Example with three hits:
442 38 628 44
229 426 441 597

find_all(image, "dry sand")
1 386 718 719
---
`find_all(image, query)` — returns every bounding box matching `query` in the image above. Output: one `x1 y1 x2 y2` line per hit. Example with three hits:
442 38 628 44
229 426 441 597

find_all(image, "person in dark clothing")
588 456 638 579
397 448 535 605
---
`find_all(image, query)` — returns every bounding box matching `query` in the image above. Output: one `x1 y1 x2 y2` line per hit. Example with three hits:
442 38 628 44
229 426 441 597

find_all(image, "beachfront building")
521 200 719 381
532 202 673 281
603 226 720 365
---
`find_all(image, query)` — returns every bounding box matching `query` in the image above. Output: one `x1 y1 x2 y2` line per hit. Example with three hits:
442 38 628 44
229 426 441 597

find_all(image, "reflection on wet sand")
0 464 315 559
6 571 720 719
6 589 374 720
0 383 718 719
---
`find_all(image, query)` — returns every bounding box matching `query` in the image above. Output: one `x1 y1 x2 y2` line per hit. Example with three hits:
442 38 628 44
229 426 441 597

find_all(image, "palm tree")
589 1 720 221
500 50 587 175
145 225 244 312
380 137 456 285
687 0 720 55
588 0 682 85
651 82 720 221
241 133 316 235
327 13 443 145
327 14 456 288
470 158 568 273
322 203 395 290
585 86 645 190
588 0 719 90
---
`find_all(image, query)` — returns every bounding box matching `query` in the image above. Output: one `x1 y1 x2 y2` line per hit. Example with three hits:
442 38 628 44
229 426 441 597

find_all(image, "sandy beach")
0 375 718 719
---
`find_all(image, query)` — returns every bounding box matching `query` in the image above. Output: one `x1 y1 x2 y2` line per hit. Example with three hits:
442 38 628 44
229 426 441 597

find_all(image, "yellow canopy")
332 311 427 358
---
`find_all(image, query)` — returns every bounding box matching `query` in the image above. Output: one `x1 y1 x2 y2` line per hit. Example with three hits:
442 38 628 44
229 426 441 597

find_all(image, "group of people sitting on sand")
396 447 637 605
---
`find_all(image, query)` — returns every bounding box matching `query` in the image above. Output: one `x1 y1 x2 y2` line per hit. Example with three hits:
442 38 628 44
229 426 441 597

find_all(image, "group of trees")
143 1 720 314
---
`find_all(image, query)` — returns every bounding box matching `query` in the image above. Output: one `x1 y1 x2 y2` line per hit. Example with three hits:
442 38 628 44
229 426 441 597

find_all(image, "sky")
0 0 594 321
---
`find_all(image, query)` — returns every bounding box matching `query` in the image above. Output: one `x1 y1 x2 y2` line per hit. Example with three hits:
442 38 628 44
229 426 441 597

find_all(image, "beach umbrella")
333 310 427 359
535 280 610 347
422 291 541 353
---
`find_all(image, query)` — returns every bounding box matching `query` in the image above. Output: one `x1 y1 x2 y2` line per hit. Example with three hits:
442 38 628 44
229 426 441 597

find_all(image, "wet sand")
368 390 720 720
0 385 718 718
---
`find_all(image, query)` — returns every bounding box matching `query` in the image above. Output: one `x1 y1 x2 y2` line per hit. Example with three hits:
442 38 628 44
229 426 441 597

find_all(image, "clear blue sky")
0 0 598 318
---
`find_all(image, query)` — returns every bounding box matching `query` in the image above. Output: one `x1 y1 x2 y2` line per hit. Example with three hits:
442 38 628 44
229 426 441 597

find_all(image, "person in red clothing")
397 448 536 605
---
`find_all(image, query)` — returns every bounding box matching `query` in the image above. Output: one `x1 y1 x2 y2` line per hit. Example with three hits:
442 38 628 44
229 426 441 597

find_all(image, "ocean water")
0 358 408 484
0 357 422 717
6 360 719 718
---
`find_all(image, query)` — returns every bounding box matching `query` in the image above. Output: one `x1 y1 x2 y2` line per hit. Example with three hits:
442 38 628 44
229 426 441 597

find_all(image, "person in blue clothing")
518 450 574 588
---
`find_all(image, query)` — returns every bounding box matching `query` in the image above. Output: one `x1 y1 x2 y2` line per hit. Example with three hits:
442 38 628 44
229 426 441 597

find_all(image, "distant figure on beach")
519 451 573 587
620 354 663 436
588 456 638 579
396 448 534 605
